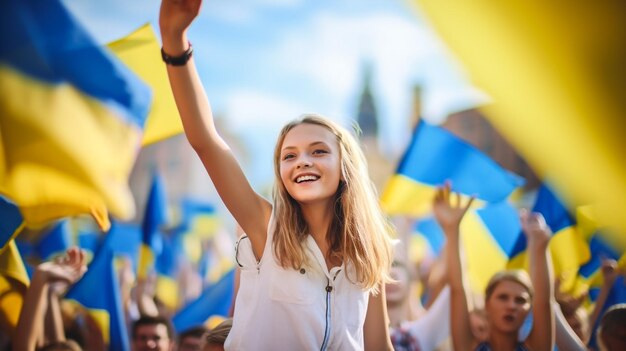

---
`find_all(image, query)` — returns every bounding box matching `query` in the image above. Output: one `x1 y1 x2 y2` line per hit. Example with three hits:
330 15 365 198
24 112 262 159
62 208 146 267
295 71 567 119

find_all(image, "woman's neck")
300 201 333 243
300 201 341 269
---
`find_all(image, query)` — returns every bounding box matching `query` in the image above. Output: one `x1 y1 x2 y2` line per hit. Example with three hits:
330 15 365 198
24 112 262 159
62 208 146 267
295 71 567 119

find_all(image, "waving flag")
107 23 183 146
0 196 24 250
416 201 522 291
381 120 523 216
138 173 168 279
410 0 626 235
0 0 151 230
172 269 235 333
508 185 590 292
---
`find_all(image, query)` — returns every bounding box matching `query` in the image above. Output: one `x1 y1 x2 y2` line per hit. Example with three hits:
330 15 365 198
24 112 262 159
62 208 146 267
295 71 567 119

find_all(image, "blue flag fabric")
138 173 168 279
36 220 72 260
381 120 524 216
66 246 129 351
172 269 235 333
0 197 24 251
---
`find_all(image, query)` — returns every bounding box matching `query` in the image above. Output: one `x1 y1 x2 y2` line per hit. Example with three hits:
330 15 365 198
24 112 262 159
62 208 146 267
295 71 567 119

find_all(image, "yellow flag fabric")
107 23 183 146
410 1 626 235
0 240 30 330
0 0 152 230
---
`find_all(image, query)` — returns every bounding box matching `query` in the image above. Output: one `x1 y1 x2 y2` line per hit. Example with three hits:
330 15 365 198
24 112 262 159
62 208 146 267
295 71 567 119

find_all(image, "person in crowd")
435 182 555 351
387 237 453 351
131 315 175 351
14 247 87 351
177 326 209 351
596 303 626 351
203 319 232 351
158 0 394 349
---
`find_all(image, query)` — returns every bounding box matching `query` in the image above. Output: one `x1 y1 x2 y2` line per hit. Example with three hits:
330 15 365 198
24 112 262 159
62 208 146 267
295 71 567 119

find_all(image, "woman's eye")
313 149 328 155
282 154 295 160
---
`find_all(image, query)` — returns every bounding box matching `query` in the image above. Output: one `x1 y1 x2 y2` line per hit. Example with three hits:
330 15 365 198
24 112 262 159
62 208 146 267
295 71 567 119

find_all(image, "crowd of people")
2 0 625 350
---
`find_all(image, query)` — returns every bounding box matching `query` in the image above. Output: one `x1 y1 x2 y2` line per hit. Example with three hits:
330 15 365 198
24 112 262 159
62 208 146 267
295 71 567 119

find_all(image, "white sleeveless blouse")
224 213 370 350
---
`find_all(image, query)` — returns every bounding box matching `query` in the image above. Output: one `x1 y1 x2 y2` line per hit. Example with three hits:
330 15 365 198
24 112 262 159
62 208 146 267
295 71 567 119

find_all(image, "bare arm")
554 301 587 351
14 248 86 351
433 183 475 351
364 287 393 351
586 258 619 344
521 210 555 351
44 287 66 344
159 0 271 258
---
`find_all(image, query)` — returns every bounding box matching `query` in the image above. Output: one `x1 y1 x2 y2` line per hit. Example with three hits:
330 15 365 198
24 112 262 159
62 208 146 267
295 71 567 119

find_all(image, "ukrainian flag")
155 233 183 311
415 201 522 292
381 120 524 217
409 0 626 235
172 269 235 333
576 231 624 294
0 0 151 231
0 240 29 333
508 185 590 293
0 196 24 250
65 246 129 351
138 173 168 280
414 217 445 256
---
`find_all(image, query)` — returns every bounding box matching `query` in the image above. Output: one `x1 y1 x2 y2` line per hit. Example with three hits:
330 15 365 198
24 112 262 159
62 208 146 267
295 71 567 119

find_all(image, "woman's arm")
554 301 587 351
14 247 86 351
364 287 393 351
586 258 619 344
159 0 271 258
521 210 555 351
433 183 475 351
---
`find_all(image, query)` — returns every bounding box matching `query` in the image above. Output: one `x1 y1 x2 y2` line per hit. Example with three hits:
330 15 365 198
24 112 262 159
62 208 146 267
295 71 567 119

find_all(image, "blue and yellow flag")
138 173 168 279
107 23 183 146
66 246 129 351
415 201 522 292
410 0 626 235
154 233 184 310
381 120 524 217
508 185 590 292
0 196 24 251
0 0 151 231
414 217 445 256
172 269 235 333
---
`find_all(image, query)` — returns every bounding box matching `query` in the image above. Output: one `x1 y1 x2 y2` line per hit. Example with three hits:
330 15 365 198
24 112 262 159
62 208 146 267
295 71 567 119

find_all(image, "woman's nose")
297 159 312 168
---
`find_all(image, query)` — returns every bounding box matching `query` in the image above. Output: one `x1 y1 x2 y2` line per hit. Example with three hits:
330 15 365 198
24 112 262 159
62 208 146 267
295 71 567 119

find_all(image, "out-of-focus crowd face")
385 260 411 305
485 280 531 334
132 324 173 351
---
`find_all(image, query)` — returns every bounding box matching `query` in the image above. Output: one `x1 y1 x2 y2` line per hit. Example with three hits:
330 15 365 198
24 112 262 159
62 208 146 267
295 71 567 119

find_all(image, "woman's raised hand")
520 209 551 249
39 246 88 295
159 0 203 44
433 182 474 233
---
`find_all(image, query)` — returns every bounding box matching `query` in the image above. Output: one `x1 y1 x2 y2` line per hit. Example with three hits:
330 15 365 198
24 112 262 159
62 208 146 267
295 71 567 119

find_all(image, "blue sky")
62 0 487 187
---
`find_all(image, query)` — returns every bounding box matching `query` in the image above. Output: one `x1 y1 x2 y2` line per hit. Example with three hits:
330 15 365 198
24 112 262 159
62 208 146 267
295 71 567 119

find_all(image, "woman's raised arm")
159 0 271 258
521 210 555 351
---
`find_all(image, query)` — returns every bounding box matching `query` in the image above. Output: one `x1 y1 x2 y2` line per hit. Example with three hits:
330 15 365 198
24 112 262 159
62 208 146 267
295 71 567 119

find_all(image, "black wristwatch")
161 42 193 66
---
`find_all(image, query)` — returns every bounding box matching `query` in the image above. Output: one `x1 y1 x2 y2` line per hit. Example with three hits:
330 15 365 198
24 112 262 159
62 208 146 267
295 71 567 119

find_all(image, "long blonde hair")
272 114 393 292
